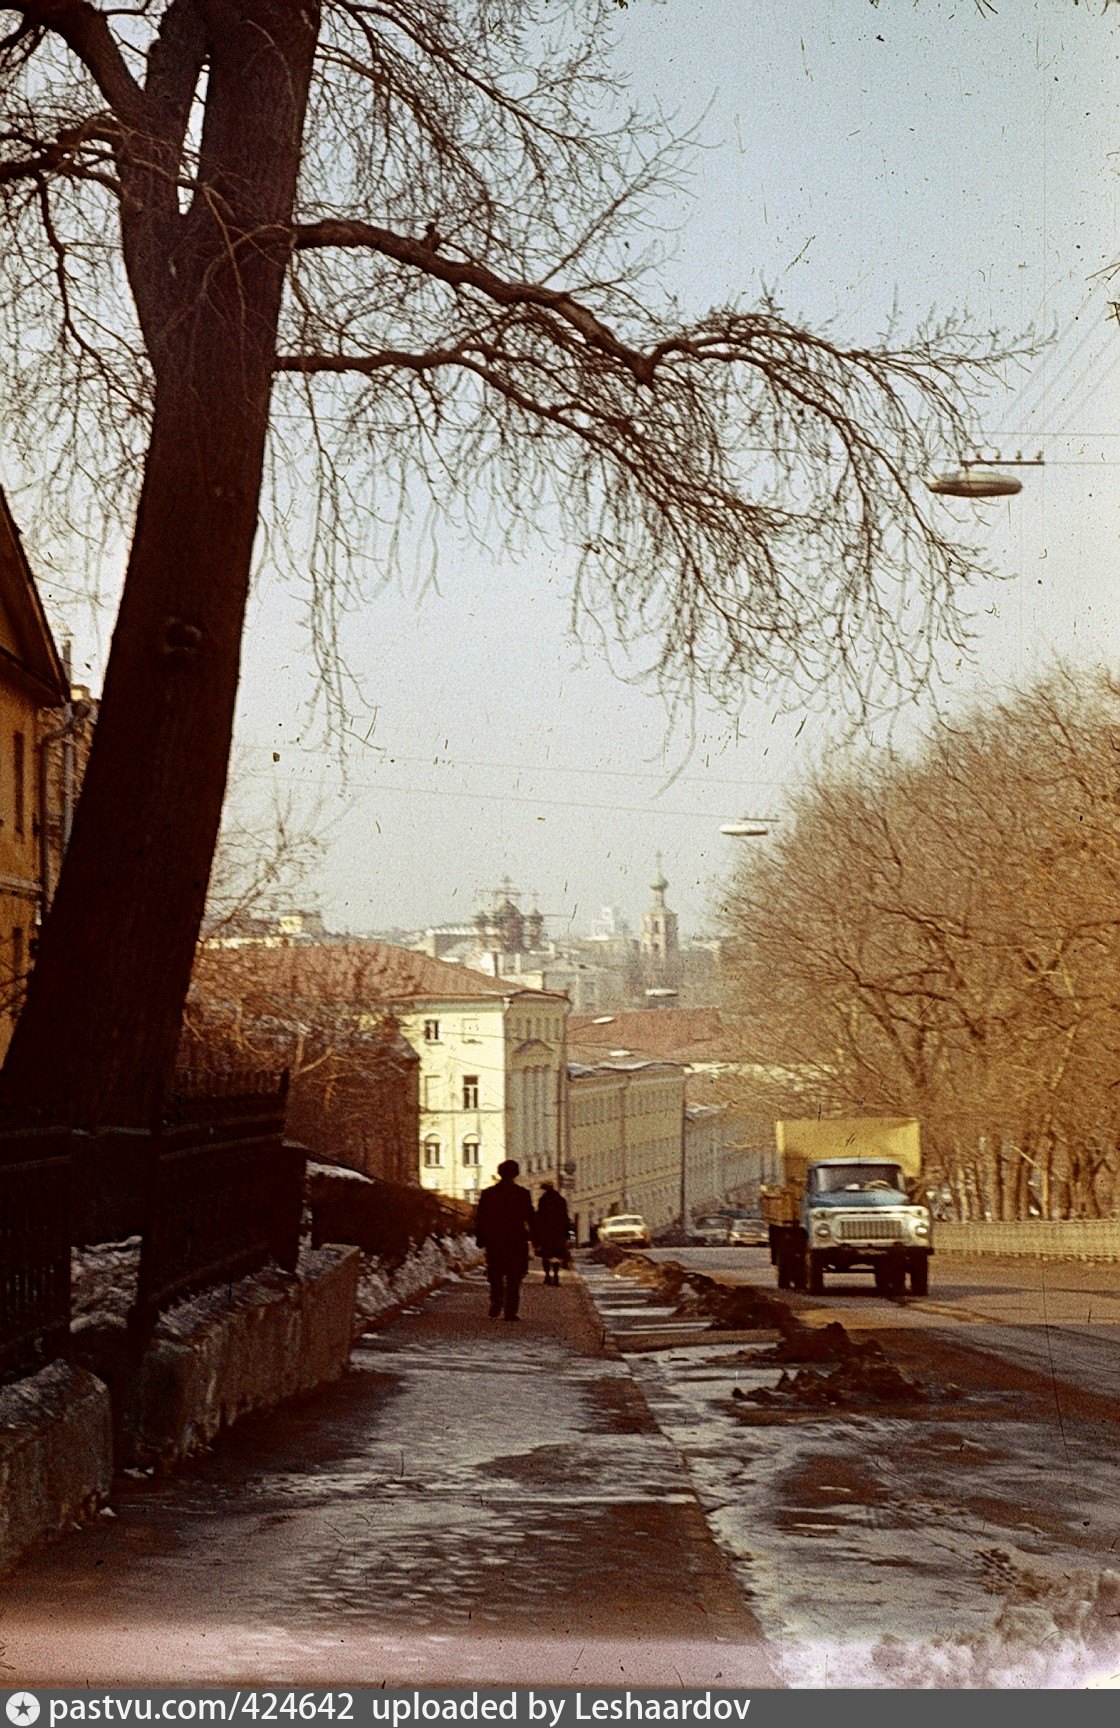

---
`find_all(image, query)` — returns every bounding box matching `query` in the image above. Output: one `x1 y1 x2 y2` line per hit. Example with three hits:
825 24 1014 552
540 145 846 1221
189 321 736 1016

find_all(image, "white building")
379 949 568 1205
639 859 680 989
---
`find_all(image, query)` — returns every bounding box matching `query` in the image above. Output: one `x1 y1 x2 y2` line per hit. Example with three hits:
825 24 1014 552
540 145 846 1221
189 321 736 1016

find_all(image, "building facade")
566 1059 686 1242
0 491 70 1053
393 968 568 1205
187 941 567 1195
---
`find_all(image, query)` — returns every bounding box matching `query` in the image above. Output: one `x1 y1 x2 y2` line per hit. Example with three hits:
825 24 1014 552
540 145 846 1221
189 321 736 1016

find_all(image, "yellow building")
0 491 69 1052
567 1059 685 1242
402 981 569 1206
323 944 572 1205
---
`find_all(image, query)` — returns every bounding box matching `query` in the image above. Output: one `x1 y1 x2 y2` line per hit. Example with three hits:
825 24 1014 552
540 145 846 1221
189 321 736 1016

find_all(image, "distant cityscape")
209 859 725 1014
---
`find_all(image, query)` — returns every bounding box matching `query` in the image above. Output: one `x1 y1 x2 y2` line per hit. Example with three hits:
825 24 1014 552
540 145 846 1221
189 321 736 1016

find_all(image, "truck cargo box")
774 1116 921 1186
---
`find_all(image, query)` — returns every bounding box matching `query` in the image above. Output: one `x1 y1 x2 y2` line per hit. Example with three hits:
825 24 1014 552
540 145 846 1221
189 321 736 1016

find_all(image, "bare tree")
722 667 1120 1220
203 774 327 942
183 942 419 1182
0 0 1015 1125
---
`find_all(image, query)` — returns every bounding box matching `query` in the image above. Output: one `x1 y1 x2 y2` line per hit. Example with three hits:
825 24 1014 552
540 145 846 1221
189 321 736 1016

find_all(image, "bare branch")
5 0 146 123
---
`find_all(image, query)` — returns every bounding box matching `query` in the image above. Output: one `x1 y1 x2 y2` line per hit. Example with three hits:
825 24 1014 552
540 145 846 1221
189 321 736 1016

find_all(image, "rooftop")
567 1007 736 1067
193 939 567 1007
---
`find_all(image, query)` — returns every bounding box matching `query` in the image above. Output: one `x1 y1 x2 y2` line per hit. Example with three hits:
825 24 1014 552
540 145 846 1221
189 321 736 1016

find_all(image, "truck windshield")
813 1163 905 1194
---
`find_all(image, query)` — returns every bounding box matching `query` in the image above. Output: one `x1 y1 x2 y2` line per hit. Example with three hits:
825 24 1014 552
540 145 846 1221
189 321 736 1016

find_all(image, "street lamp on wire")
925 451 1043 500
720 819 771 839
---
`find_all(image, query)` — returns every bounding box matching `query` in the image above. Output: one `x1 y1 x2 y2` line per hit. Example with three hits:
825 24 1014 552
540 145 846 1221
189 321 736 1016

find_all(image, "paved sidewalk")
0 1266 773 1687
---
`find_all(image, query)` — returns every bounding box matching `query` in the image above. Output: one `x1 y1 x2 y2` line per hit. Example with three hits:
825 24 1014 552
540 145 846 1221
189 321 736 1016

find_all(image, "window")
812 1163 905 1195
462 1139 480 1167
422 1075 438 1110
423 1019 441 1042
423 1139 442 1168
462 1074 479 1109
12 732 24 837
11 926 23 1008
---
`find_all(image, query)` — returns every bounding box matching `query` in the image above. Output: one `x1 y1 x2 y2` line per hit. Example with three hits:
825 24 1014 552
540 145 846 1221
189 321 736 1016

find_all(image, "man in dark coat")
474 1158 535 1321
534 1179 571 1286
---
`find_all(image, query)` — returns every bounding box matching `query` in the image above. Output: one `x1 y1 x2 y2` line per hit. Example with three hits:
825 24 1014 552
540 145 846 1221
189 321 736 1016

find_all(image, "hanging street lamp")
925 451 1043 500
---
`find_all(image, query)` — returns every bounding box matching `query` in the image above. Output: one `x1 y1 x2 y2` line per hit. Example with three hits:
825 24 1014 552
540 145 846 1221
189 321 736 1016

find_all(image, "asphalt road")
645 1245 1120 1403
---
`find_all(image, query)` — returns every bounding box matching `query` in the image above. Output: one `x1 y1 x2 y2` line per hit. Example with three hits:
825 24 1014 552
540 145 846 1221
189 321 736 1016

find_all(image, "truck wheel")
806 1250 825 1295
873 1264 889 1294
908 1253 929 1297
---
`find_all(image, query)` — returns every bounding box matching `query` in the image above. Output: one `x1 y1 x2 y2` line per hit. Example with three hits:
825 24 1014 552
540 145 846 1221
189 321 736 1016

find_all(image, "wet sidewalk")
0 1266 773 1687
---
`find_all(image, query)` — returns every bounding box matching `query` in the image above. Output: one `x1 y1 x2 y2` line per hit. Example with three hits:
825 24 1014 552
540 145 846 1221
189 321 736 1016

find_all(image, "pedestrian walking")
535 1179 571 1286
474 1158 535 1321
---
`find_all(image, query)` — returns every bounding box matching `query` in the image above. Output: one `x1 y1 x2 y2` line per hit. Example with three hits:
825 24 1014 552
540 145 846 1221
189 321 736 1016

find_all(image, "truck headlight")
812 1219 832 1241
913 1218 930 1238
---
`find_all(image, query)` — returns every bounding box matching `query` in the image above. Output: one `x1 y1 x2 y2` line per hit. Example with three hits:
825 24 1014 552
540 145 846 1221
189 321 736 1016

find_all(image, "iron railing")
0 1128 72 1381
132 1074 302 1337
3 1073 305 1374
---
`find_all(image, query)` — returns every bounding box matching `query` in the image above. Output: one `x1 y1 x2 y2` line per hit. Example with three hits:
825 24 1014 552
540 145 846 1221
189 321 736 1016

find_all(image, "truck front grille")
837 1216 905 1242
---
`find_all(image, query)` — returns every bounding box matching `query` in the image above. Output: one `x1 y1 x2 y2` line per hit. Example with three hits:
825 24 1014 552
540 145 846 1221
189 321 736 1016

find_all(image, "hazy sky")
38 0 1120 938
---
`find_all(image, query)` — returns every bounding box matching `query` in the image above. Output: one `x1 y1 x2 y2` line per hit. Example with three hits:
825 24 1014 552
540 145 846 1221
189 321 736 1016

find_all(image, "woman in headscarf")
534 1179 572 1286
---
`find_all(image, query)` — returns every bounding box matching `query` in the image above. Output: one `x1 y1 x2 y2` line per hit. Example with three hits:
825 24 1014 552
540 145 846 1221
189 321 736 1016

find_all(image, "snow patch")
354 1233 480 1334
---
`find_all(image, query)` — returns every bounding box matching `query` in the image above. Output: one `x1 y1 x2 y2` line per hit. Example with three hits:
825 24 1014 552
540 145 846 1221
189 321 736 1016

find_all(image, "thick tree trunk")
0 0 319 1127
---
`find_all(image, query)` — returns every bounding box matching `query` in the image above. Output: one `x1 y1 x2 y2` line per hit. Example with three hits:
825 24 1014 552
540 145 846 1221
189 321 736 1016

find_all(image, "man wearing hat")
473 1158 536 1322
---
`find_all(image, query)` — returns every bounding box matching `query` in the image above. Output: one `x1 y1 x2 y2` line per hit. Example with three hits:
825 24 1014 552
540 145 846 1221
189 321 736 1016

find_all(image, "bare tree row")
723 667 1120 1220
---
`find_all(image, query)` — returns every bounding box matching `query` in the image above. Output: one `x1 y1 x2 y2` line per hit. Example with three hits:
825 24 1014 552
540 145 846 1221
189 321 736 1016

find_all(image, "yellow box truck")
760 1116 931 1296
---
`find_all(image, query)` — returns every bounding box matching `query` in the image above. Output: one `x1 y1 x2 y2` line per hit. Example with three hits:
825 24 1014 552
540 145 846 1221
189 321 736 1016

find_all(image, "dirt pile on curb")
733 1347 927 1409
756 1318 859 1363
608 1252 946 1409
618 1255 793 1331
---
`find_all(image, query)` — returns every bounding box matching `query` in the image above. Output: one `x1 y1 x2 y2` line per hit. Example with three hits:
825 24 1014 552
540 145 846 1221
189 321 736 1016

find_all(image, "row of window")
514 1016 559 1044
422 1016 562 1046
423 1137 481 1169
569 1137 681 1196
569 1085 676 1128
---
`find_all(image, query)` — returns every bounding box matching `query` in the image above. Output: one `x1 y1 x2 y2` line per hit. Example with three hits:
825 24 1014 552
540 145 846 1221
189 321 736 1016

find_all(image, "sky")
32 0 1120 939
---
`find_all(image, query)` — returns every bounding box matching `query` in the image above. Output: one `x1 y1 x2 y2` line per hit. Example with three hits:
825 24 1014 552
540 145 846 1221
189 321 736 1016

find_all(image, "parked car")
651 1226 694 1247
690 1214 733 1246
725 1212 768 1247
597 1213 651 1247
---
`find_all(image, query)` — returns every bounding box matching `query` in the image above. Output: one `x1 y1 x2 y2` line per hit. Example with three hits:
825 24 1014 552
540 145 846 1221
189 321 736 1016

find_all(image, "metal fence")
132 1076 303 1338
936 1218 1120 1261
0 1128 72 1380
1 1073 303 1376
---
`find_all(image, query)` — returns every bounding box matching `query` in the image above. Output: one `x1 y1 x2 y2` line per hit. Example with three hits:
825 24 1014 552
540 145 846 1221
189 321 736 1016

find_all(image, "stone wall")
116 1245 361 1469
0 1362 113 1573
2 1247 360 1573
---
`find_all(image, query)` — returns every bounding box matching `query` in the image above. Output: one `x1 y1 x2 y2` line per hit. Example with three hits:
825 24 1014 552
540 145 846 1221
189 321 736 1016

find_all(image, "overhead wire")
237 739 785 793
236 764 768 823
